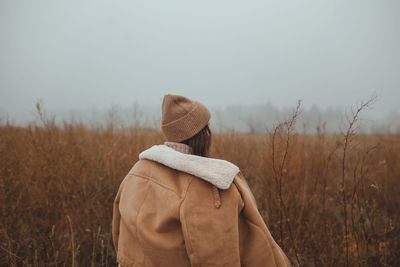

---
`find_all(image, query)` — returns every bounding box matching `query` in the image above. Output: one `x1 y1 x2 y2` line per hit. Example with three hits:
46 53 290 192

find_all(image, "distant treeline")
1 102 399 134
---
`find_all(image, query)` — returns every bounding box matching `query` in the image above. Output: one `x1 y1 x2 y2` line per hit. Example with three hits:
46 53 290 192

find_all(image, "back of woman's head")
182 124 212 157
161 94 212 156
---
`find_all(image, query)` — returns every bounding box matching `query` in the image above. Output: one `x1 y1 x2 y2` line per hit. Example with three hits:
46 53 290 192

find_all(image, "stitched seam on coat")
179 178 196 263
232 179 245 210
135 179 151 265
118 253 144 267
244 218 279 267
278 247 291 266
131 172 181 198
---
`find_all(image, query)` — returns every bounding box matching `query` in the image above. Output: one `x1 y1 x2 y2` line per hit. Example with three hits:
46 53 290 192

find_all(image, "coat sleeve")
180 178 244 267
112 183 123 253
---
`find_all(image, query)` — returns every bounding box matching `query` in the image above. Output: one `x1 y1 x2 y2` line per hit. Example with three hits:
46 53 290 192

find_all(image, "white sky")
1 0 399 120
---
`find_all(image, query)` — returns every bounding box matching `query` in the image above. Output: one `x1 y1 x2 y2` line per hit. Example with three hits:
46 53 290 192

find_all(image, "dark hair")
182 124 212 157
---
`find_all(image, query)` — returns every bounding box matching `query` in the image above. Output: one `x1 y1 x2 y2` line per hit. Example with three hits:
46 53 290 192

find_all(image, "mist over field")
1 0 399 131
2 100 399 134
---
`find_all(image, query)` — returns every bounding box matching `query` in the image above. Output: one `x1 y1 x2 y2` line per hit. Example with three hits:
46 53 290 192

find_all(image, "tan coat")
112 145 291 267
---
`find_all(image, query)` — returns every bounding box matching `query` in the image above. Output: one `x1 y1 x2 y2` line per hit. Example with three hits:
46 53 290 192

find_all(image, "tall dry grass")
0 103 399 266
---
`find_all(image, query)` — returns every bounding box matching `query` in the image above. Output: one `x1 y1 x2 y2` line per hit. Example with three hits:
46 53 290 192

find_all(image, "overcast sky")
1 0 399 121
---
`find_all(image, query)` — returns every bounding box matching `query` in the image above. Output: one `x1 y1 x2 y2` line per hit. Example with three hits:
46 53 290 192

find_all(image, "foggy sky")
1 0 399 122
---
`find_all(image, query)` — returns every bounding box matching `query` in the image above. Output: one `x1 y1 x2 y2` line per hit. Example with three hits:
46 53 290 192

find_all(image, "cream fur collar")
139 145 239 190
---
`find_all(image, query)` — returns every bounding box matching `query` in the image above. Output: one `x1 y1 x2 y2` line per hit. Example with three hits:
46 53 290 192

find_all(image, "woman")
112 94 291 267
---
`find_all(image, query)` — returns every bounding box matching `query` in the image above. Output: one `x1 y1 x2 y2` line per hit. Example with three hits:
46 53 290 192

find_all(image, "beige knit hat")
161 94 211 142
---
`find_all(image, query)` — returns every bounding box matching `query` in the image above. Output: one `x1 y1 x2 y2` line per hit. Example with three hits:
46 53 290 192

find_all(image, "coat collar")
139 145 239 190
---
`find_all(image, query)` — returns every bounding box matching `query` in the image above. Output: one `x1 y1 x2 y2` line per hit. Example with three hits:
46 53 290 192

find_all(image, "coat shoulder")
123 159 195 199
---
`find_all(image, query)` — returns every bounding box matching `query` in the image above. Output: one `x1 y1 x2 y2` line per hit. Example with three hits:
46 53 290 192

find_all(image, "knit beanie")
161 94 211 142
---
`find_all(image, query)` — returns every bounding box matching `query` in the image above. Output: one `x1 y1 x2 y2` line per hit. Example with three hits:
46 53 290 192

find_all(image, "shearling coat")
112 145 291 267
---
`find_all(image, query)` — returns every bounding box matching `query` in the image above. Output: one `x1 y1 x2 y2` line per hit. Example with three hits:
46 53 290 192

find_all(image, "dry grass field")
1 105 399 266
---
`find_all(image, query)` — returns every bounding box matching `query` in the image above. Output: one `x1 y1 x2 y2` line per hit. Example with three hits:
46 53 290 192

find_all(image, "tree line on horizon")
1 101 399 134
